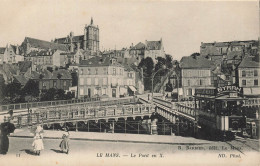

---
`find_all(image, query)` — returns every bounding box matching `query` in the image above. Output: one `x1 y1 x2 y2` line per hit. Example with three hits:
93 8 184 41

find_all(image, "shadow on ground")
20 149 37 156
50 149 64 154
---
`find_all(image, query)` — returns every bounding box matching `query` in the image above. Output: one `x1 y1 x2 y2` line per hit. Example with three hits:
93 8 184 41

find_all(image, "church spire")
91 17 93 25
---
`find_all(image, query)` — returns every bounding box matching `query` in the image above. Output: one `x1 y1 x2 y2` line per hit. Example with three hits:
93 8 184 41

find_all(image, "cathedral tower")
84 17 99 55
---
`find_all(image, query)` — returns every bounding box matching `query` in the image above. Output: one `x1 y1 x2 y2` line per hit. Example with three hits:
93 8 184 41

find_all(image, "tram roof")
194 94 247 101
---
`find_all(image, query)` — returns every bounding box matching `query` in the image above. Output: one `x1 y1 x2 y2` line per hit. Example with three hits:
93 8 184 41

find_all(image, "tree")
138 57 154 91
165 54 173 69
40 88 56 101
55 89 66 100
22 80 39 97
5 82 22 98
138 57 154 77
155 57 166 72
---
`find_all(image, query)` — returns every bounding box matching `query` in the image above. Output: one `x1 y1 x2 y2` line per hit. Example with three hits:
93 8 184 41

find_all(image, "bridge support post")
87 121 89 132
137 121 140 134
112 121 115 133
124 118 127 133
100 121 102 132
193 122 198 138
75 122 78 132
151 119 158 135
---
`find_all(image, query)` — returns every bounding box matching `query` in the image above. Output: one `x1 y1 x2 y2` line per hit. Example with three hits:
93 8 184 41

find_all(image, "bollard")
250 122 257 139
151 119 158 135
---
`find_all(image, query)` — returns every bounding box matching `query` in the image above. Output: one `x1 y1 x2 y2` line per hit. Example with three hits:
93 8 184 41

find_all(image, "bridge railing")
0 97 101 112
153 97 197 119
6 103 154 127
243 98 260 107
0 96 138 113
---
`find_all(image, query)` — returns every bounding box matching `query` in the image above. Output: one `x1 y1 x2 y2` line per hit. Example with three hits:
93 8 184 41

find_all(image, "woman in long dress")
59 127 70 154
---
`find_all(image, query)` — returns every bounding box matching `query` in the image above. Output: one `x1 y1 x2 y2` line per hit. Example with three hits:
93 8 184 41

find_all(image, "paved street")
1 134 259 156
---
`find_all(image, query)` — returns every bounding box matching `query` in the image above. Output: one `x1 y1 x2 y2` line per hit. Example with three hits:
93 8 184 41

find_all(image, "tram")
194 86 247 140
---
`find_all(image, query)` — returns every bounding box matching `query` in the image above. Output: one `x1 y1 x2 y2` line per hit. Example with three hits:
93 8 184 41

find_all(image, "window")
102 88 107 95
242 80 246 86
242 71 246 77
95 78 98 85
120 69 123 75
80 88 84 95
187 89 192 96
199 79 203 86
64 81 66 87
113 68 116 75
87 78 91 85
80 69 83 75
80 78 84 85
187 80 190 86
254 79 258 86
254 70 258 76
103 78 107 85
88 68 91 75
53 81 57 87
103 68 107 74
95 68 98 75
128 73 133 78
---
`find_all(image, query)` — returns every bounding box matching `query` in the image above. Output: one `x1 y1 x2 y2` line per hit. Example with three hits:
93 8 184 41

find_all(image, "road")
2 136 259 156
0 136 259 166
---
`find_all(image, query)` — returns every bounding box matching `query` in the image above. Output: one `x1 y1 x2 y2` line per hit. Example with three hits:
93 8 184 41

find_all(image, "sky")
0 0 259 60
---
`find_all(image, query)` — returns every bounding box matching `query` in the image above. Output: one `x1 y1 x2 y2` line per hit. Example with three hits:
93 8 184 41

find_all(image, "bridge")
2 94 259 136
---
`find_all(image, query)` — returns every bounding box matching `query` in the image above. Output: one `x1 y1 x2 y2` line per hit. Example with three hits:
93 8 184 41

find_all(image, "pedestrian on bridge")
59 127 70 154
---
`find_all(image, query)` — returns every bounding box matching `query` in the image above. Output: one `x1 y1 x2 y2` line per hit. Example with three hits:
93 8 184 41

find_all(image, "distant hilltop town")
0 18 259 105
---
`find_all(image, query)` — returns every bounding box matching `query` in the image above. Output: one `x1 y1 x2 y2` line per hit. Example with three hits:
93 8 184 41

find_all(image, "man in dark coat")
0 121 15 154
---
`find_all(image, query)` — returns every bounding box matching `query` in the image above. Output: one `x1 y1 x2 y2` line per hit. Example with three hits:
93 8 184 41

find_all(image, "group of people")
0 122 70 156
31 125 70 156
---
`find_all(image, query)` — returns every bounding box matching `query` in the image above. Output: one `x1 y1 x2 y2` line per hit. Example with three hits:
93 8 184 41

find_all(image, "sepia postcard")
0 0 259 166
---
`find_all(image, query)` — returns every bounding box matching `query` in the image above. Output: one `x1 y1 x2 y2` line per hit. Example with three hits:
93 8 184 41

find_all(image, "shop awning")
128 86 137 92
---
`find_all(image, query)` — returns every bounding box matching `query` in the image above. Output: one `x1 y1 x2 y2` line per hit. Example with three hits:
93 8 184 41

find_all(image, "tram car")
194 86 247 140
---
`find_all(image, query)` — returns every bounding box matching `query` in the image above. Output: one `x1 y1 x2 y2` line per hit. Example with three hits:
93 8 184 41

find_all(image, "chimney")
70 31 74 37
16 45 19 54
70 43 74 52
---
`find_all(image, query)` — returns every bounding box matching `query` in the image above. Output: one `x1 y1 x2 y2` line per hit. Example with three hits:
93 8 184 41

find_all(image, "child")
32 133 44 156
59 127 70 154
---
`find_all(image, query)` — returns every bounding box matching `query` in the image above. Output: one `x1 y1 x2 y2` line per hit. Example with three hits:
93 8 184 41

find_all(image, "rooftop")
0 47 6 54
180 56 215 69
238 55 260 68
79 56 124 68
25 37 69 52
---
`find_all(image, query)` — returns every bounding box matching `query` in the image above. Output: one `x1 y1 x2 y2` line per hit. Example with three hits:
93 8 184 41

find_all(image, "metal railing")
6 103 154 127
0 96 138 112
0 97 100 112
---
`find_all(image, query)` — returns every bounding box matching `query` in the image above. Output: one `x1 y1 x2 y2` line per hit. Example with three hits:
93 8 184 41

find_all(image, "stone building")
25 69 72 92
144 39 165 62
21 37 68 55
54 18 99 56
78 57 137 98
0 44 24 64
180 56 215 98
238 55 260 97
200 40 258 57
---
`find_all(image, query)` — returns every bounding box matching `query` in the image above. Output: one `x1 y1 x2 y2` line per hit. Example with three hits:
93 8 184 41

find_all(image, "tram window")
215 101 222 115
